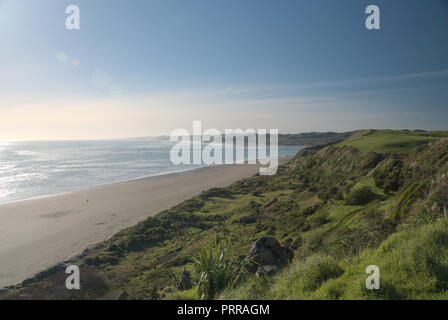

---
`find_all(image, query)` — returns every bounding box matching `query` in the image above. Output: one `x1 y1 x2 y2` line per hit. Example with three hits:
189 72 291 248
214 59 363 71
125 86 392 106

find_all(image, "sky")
0 0 447 140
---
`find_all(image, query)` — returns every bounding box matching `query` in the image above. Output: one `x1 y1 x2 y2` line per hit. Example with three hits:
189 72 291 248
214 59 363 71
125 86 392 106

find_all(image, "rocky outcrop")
176 267 192 290
245 237 294 276
255 265 280 277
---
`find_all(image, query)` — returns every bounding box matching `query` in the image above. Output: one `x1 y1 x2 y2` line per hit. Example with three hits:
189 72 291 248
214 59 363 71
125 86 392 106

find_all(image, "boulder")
245 237 294 275
177 267 192 290
255 265 280 277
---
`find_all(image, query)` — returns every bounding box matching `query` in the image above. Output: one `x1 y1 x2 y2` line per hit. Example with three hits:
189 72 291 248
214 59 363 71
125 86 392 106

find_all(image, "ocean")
0 139 303 205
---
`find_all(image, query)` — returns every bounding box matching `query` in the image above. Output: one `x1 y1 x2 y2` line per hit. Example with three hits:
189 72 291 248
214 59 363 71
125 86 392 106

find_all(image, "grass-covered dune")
152 132 354 146
2 129 448 300
337 129 448 154
278 131 354 146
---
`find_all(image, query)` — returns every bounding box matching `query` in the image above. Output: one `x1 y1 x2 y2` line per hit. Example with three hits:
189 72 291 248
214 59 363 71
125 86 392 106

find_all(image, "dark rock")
118 290 129 300
245 237 294 274
255 265 280 277
177 267 192 290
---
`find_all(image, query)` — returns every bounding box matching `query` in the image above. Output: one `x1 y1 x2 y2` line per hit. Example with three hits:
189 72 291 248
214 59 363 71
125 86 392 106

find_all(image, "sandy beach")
0 160 289 289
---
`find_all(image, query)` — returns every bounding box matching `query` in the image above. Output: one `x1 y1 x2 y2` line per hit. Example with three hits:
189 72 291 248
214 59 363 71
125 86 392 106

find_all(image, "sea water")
0 139 303 205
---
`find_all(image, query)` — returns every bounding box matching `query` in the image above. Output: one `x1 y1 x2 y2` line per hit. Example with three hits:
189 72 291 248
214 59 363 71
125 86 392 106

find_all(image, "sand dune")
0 160 289 289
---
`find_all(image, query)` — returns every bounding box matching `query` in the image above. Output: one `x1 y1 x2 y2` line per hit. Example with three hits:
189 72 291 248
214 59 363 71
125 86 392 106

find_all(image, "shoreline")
0 157 291 289
0 164 211 207
0 156 294 206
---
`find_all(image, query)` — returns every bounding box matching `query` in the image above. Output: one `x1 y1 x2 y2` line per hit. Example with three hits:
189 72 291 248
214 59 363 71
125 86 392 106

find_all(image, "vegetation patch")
345 186 377 206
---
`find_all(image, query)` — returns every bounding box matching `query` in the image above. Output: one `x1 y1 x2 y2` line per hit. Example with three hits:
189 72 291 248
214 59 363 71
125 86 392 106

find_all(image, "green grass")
222 219 448 300
315 219 448 299
356 178 389 198
344 186 377 206
220 254 344 299
165 287 198 300
338 130 448 154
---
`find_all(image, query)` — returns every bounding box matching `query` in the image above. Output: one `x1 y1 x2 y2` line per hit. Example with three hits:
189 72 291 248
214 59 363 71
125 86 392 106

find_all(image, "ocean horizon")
0 139 303 205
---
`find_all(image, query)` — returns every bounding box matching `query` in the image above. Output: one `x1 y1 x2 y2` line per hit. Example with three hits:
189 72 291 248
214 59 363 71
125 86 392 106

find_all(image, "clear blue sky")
1 0 447 139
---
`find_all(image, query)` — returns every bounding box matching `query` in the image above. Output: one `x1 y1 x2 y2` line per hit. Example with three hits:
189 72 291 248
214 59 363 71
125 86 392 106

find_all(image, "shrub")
193 239 247 300
199 188 234 200
431 171 448 209
297 229 325 259
373 157 405 194
308 212 329 229
318 191 331 201
232 215 256 224
303 204 320 217
298 255 345 292
284 236 303 250
416 203 445 225
344 186 376 205
264 254 344 299
335 191 344 200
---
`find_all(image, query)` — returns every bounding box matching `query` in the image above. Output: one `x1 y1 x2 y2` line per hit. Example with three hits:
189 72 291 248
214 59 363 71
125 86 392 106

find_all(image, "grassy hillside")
150 132 353 146
278 132 354 146
2 129 448 300
337 129 448 154
220 219 448 299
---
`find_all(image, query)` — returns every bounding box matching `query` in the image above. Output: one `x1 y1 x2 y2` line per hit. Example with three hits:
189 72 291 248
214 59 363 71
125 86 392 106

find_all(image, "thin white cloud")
265 68 448 92
1 67 447 140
